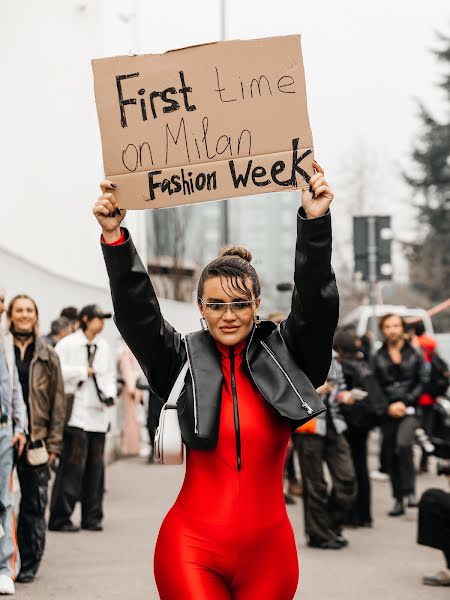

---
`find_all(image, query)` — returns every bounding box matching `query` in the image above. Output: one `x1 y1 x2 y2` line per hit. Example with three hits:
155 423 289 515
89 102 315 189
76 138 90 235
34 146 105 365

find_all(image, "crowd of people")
0 285 449 594
282 312 450 586
0 293 133 595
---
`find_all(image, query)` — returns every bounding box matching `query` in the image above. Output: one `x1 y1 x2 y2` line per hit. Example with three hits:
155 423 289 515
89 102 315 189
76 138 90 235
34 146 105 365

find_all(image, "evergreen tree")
405 32 450 322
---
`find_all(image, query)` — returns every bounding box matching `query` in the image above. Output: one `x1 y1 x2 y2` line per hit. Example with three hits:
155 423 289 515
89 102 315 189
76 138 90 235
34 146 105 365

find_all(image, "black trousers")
285 435 297 483
418 488 450 569
298 430 356 544
384 415 418 500
345 428 372 525
17 457 50 576
49 427 105 529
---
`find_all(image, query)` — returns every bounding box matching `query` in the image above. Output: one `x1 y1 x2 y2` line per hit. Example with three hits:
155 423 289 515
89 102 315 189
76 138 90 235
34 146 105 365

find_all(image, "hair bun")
219 245 252 263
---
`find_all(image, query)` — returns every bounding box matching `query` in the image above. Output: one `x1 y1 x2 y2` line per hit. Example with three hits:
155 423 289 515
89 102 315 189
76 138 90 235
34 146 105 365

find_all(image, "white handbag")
154 362 189 465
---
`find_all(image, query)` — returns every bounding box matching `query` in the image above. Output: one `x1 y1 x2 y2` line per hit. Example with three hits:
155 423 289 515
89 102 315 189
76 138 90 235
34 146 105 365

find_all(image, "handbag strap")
166 362 189 408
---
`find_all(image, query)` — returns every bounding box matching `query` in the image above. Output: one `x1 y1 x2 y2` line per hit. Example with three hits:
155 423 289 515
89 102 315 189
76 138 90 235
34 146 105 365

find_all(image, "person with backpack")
408 321 450 472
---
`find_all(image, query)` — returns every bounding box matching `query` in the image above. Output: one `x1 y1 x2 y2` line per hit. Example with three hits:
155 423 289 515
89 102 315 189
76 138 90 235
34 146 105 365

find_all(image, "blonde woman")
6 295 65 583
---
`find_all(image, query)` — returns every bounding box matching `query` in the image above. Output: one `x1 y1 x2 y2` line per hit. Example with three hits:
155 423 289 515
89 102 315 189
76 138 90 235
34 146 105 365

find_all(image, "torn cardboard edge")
92 34 301 64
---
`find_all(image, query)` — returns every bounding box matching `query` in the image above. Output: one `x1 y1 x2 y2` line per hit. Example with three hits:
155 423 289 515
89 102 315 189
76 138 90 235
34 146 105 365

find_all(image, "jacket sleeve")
405 350 428 407
280 208 339 388
12 363 27 434
101 229 184 399
45 352 66 455
54 340 88 394
97 343 117 400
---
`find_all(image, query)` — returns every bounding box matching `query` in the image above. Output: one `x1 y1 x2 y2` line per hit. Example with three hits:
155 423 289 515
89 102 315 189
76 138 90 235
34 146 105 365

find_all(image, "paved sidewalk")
14 457 449 600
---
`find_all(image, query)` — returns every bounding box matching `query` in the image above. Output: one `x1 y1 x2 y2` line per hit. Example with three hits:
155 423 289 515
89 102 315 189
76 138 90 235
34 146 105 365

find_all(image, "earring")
254 315 261 326
200 317 208 331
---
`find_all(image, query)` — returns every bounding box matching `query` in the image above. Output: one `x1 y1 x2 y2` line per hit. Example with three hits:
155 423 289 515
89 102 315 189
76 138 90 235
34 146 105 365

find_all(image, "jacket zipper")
229 347 242 472
184 339 199 434
260 340 314 415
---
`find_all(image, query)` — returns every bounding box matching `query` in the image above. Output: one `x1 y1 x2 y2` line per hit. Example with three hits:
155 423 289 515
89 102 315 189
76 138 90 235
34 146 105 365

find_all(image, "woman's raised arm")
280 162 339 388
93 181 185 399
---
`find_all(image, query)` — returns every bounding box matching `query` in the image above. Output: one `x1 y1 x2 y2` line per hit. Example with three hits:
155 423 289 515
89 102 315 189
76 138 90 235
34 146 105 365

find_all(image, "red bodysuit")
154 341 299 599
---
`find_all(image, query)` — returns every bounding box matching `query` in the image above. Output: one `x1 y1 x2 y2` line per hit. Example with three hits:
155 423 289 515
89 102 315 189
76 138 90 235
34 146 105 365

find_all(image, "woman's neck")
13 331 34 357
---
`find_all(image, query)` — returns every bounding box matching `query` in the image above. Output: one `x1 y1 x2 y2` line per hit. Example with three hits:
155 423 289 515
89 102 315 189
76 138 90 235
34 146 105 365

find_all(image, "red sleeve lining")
101 229 125 246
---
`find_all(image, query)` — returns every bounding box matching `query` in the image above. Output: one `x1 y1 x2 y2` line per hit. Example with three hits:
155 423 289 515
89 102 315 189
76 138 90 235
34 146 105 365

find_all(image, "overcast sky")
136 0 450 278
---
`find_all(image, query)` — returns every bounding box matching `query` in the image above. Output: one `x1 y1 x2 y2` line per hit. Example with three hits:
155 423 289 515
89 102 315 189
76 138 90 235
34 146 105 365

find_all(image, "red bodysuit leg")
154 508 234 600
233 517 299 600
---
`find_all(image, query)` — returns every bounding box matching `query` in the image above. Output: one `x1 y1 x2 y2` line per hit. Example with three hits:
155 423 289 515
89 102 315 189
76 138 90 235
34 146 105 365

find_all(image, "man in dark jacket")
374 313 427 516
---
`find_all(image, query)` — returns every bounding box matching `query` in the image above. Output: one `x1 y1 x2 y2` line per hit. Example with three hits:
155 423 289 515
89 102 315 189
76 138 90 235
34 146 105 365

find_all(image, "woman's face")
199 276 260 347
10 298 38 333
381 315 404 343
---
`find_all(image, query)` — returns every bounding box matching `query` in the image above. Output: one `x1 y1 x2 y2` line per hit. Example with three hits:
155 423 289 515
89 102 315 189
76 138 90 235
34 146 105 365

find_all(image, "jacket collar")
215 339 246 358
71 329 100 346
35 337 51 362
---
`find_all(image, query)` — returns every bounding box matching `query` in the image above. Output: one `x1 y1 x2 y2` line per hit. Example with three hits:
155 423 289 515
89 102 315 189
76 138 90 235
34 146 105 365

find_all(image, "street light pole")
220 0 230 245
367 215 378 341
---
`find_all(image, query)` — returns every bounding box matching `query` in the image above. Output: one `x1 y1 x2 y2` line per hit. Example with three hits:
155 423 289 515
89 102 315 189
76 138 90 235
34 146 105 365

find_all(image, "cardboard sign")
92 35 314 209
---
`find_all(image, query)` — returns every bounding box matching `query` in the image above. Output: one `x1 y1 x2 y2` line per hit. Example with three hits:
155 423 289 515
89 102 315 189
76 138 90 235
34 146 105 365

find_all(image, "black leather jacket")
102 208 339 450
374 341 427 407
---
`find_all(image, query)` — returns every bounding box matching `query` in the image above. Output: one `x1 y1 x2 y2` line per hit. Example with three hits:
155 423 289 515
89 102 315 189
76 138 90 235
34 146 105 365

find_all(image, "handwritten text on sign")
92 35 314 209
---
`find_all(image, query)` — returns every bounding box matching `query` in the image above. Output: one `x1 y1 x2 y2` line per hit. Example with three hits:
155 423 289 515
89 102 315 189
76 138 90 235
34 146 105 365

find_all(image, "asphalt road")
14 453 449 600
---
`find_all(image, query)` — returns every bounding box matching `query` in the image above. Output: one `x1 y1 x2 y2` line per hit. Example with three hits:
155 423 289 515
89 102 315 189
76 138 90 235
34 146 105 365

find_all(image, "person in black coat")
374 314 427 516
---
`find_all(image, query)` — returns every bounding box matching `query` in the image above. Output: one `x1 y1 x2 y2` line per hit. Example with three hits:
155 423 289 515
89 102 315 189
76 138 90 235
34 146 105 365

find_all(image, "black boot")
388 499 405 517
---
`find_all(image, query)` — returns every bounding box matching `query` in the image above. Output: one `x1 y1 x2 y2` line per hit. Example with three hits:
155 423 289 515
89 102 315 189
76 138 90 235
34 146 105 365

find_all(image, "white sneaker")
370 469 389 481
0 574 15 595
423 568 450 586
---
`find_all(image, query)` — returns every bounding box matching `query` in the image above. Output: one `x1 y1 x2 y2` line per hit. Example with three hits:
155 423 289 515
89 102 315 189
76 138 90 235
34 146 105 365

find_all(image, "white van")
340 304 434 338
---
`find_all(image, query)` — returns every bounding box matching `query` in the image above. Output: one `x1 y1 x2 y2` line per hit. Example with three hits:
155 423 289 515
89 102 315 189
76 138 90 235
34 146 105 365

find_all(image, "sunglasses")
200 299 257 314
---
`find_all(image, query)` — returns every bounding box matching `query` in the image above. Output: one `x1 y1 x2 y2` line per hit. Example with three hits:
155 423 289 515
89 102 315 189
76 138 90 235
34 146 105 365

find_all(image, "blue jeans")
0 427 20 578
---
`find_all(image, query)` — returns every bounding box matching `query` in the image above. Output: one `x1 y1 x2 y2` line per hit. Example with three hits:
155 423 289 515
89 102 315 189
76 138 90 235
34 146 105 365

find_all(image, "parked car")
341 304 434 346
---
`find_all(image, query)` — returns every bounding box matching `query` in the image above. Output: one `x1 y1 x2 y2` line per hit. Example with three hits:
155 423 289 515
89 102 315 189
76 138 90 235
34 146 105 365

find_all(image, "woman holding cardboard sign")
94 161 338 599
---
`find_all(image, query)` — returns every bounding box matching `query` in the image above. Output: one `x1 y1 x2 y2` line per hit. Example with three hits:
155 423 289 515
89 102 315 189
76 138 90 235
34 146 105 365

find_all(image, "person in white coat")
48 305 116 532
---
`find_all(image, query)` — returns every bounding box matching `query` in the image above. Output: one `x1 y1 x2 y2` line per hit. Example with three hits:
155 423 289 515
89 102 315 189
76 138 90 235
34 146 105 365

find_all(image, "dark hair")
7 294 40 336
378 313 406 332
60 306 78 322
50 316 71 336
333 330 359 357
406 319 425 336
197 245 261 300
